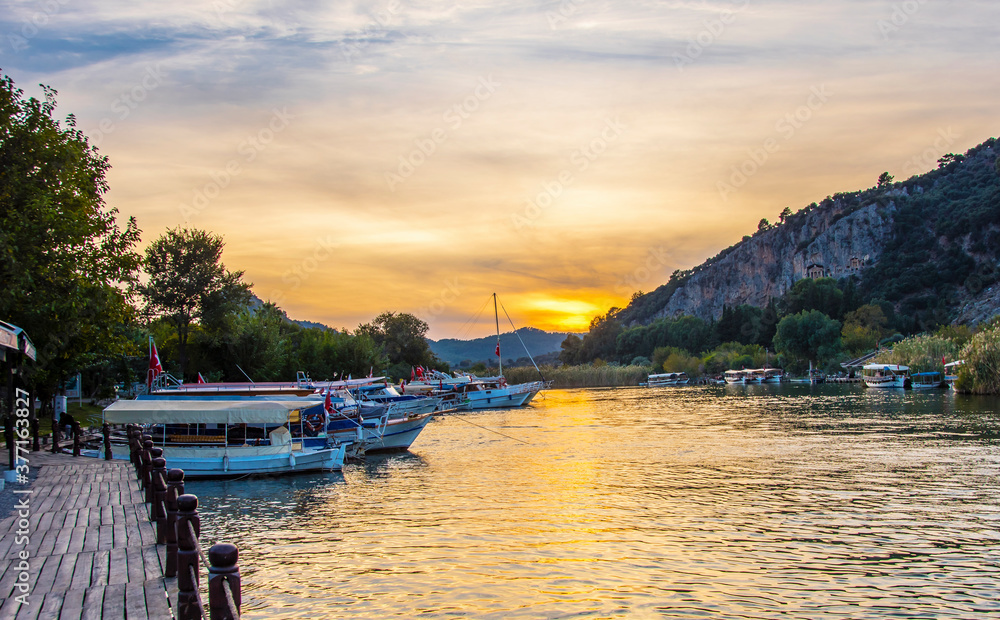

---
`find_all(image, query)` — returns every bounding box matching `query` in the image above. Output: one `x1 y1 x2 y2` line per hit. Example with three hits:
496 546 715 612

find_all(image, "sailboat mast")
494 293 502 377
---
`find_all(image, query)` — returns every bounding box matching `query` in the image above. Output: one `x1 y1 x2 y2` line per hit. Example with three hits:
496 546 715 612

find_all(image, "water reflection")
190 385 1000 619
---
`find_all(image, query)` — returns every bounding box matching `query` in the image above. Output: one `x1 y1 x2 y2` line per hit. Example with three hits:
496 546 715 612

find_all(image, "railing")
126 425 242 620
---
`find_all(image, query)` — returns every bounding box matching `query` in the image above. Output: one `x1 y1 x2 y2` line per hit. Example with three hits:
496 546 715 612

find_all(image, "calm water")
189 384 1000 619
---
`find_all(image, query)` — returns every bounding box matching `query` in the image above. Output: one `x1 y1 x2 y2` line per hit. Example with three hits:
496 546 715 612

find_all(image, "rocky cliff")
617 137 999 328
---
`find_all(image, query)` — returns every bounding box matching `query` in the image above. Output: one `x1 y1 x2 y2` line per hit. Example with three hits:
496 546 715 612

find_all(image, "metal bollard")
151 457 168 542
208 543 241 620
176 494 204 620
102 423 112 460
165 468 186 577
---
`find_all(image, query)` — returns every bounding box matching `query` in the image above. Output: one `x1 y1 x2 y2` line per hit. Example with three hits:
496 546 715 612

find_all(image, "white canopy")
104 399 304 425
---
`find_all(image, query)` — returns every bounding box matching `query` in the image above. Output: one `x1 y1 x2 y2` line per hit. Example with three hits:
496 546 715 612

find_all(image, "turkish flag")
197 373 206 384
324 386 333 413
148 342 163 387
495 341 501 357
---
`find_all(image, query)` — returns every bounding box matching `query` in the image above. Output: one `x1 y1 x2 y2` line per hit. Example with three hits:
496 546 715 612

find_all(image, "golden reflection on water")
189 385 1000 619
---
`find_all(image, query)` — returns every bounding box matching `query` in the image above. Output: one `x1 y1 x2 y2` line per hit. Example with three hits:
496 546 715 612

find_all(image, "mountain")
617 138 1000 331
428 327 572 365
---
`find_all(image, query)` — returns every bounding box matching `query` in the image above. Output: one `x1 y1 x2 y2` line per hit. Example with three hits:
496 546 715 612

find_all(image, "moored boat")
910 371 947 390
102 398 348 477
724 370 746 384
646 372 690 387
862 364 909 389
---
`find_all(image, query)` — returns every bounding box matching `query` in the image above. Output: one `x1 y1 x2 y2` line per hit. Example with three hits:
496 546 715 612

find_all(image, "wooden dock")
0 450 175 619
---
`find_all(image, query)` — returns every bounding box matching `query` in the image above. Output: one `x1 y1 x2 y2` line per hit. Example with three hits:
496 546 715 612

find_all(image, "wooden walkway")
0 450 175 619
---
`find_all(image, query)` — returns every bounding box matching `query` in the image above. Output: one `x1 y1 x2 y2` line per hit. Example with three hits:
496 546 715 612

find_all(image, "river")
189 384 1000 618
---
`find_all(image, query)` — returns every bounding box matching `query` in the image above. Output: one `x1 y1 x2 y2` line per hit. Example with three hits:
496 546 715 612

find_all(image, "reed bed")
957 324 1000 394
503 364 650 388
870 334 959 372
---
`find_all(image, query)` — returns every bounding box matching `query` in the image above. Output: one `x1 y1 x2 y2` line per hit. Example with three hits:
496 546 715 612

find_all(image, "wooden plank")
123 583 146 620
107 549 128 586
100 583 126 620
69 551 94 592
13 594 43 620
90 551 110 587
141 545 162 582
55 588 84 620
34 593 63 620
142 580 172 620
80 585 104 620
49 552 77 593
33 555 63 595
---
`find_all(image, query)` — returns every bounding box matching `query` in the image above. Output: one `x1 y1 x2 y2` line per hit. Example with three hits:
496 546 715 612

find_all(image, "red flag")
410 366 415 381
324 386 333 413
148 341 163 387
942 355 946 365
495 340 501 357
197 373 206 384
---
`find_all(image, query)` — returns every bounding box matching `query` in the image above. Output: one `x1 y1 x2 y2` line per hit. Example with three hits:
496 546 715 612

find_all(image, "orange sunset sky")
4 0 998 339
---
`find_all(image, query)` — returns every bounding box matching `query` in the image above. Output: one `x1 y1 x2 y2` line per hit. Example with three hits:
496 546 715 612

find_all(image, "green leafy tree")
877 171 894 188
772 310 843 372
137 228 251 378
357 312 439 377
0 73 141 425
840 304 888 356
559 334 584 365
779 277 845 320
779 206 792 224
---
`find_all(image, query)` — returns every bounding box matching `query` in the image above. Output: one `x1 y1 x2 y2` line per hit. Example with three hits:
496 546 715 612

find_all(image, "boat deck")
0 449 175 619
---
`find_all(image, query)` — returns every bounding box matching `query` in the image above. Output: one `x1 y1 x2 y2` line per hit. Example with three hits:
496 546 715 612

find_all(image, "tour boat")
909 371 947 390
646 372 689 387
724 370 746 384
862 364 909 389
102 398 348 477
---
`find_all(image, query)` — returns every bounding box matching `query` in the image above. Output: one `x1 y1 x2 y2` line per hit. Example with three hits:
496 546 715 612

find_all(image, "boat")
862 364 909 389
724 370 746 384
910 371 947 390
322 409 437 453
646 372 689 387
808 361 825 385
101 398 348 477
759 368 783 383
944 360 964 389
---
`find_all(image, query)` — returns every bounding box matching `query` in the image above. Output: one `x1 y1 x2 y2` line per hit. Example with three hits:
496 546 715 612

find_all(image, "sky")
2 0 998 340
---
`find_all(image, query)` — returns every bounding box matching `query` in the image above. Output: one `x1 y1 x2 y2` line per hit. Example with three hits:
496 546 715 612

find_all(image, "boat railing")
123 425 242 620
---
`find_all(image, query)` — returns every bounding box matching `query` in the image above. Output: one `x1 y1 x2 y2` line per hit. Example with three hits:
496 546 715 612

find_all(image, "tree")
779 277 845 320
772 310 842 372
357 312 439 376
877 171 894 188
757 218 771 232
840 304 888 356
0 73 141 427
779 206 792 224
137 228 250 378
559 334 584 366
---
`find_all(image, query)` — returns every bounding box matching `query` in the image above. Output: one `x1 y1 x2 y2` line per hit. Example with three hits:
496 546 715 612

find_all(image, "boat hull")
109 443 346 478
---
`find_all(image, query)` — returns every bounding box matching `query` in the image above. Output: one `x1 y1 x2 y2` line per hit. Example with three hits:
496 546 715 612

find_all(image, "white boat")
760 368 783 383
862 364 909 389
102 398 348 477
943 360 964 389
910 371 946 390
646 372 689 387
325 410 436 453
724 370 747 384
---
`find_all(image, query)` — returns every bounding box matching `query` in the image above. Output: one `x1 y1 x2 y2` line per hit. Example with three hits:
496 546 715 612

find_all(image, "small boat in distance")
862 364 909 389
646 372 689 387
944 360 964 389
724 370 746 384
910 371 947 390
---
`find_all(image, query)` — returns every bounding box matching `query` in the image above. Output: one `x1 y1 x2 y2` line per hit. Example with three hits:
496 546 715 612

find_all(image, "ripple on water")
188 385 1000 618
